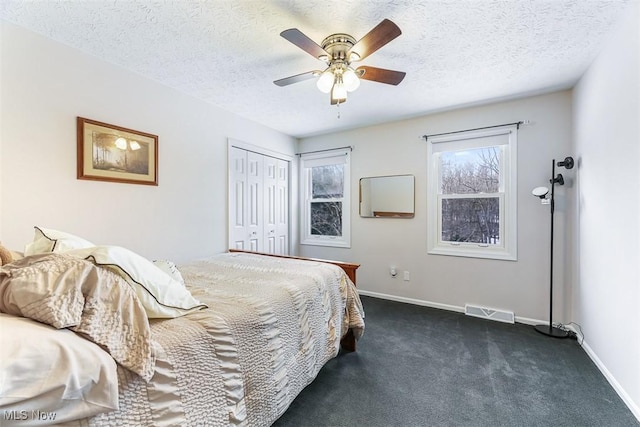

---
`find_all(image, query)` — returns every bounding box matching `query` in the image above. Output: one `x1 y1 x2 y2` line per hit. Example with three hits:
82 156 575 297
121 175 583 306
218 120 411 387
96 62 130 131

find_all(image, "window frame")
426 125 518 260
299 148 351 248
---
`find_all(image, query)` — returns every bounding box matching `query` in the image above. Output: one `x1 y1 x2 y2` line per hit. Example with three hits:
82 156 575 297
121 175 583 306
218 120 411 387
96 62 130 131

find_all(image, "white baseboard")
357 290 545 325
357 290 464 313
357 290 640 423
580 340 640 422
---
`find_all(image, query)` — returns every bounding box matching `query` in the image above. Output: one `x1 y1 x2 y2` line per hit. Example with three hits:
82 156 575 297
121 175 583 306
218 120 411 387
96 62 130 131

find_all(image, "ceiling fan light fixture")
316 70 334 93
331 77 347 101
275 19 404 106
343 68 360 92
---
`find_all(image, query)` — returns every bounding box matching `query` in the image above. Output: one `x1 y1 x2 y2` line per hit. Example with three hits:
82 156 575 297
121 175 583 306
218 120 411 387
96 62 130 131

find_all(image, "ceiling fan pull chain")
337 101 341 119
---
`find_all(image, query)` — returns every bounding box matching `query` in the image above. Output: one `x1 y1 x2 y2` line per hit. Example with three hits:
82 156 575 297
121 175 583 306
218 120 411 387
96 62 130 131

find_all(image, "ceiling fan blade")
280 29 328 60
357 66 406 85
274 71 318 87
348 19 402 62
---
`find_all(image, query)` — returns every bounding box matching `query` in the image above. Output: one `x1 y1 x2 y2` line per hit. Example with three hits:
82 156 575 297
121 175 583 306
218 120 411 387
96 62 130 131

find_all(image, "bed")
0 228 365 426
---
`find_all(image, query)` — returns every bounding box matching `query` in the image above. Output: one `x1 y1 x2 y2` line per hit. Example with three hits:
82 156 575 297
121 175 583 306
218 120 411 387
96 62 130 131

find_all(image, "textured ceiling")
0 0 632 138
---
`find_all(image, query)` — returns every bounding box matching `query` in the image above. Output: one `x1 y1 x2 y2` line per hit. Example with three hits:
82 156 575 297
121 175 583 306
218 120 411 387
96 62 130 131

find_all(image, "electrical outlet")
389 266 397 277
403 271 410 281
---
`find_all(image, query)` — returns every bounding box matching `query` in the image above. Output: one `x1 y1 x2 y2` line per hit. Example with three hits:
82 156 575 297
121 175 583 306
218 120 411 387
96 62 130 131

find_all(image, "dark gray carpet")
274 296 639 427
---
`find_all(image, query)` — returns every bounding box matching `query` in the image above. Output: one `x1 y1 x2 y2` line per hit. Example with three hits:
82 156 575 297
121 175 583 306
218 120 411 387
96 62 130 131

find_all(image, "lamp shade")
316 71 334 93
343 68 360 92
332 81 347 101
532 186 549 197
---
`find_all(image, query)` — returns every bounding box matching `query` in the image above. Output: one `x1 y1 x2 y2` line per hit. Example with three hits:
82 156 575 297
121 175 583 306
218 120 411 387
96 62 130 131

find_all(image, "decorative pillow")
0 244 12 265
0 253 155 381
66 246 206 318
0 314 119 424
24 226 94 256
153 259 185 286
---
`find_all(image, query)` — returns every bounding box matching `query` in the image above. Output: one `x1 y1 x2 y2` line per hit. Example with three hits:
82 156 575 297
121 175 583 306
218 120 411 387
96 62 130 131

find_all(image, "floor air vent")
465 304 515 324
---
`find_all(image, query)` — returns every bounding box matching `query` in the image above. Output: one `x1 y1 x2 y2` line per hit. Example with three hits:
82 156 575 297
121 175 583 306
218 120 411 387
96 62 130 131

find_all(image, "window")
427 125 517 260
300 148 351 248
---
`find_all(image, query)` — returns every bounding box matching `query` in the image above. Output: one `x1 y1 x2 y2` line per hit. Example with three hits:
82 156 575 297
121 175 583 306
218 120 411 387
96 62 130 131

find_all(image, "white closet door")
229 146 248 250
276 159 289 255
228 145 289 254
263 156 278 254
246 151 263 252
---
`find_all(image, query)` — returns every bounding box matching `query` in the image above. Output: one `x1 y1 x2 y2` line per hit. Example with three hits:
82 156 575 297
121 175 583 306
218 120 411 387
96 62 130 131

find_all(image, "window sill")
428 245 517 261
301 238 351 249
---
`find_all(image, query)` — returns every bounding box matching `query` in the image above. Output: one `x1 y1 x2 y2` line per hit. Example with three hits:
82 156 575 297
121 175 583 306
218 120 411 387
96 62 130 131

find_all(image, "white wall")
2 9 637 418
572 1 640 418
0 21 296 263
298 91 574 324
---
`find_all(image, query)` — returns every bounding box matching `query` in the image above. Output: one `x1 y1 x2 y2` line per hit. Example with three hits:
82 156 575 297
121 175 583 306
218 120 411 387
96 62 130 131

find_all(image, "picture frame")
77 117 158 185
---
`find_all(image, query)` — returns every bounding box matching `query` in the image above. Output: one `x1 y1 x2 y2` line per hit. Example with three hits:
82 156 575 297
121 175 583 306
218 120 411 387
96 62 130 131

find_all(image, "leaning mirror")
359 174 415 218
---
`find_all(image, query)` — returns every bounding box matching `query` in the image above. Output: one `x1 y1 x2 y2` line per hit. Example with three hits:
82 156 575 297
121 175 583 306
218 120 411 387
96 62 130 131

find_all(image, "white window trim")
299 148 351 248
427 125 517 260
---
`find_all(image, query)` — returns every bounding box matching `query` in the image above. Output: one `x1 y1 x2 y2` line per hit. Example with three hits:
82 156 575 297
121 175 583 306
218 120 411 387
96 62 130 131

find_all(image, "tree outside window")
440 147 500 245
300 149 351 248
310 164 344 236
427 125 517 260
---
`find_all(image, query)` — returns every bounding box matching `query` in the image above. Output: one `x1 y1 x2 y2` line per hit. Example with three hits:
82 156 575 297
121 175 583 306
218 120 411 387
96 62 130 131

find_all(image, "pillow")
10 250 24 262
66 246 206 318
0 253 155 381
0 244 12 265
153 259 185 286
0 313 119 424
24 226 94 256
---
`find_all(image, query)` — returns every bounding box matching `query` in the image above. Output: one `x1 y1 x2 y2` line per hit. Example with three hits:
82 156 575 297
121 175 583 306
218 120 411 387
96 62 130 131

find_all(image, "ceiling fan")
274 19 406 105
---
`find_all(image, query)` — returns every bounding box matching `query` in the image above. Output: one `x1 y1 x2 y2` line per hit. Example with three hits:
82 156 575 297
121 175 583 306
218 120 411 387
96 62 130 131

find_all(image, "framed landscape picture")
77 117 158 185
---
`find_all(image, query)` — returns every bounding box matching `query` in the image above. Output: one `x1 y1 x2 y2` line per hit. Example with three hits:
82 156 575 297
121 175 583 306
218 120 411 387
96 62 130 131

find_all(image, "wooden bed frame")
228 249 360 351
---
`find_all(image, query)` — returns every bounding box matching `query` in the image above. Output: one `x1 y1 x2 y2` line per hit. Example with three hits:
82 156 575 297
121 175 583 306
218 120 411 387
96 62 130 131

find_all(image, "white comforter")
80 251 364 426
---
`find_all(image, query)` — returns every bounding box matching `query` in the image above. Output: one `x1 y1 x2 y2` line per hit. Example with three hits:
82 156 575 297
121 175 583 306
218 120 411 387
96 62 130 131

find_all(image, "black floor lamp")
531 156 574 338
